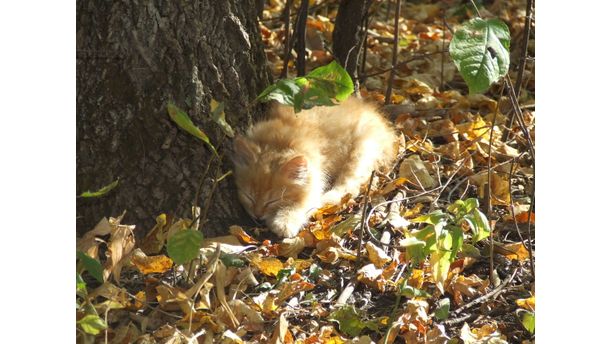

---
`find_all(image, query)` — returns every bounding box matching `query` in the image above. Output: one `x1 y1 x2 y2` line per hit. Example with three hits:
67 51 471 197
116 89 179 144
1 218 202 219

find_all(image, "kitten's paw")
268 210 305 238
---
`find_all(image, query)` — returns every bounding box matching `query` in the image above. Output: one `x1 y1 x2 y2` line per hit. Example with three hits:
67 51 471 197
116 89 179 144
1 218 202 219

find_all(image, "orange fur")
232 97 396 238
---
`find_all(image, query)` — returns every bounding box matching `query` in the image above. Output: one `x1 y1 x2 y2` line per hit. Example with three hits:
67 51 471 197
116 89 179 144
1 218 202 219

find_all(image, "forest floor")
77 0 535 343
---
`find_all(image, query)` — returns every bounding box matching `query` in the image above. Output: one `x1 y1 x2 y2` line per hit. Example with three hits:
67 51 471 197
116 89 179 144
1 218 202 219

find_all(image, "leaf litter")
77 0 535 342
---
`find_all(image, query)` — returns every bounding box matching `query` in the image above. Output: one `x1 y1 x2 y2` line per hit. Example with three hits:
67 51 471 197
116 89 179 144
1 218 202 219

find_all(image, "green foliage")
328 305 381 337
220 253 246 268
257 60 354 112
434 298 451 320
403 198 491 291
521 310 535 334
77 251 104 283
77 314 108 335
449 18 510 94
79 179 120 198
167 102 218 157
398 278 431 298
166 229 204 265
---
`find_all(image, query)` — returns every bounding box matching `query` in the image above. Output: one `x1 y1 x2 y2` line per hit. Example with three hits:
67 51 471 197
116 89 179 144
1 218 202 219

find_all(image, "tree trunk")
332 0 372 82
76 0 272 236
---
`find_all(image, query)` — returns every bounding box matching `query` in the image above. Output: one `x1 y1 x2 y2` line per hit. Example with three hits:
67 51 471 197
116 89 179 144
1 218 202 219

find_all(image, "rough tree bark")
77 0 272 236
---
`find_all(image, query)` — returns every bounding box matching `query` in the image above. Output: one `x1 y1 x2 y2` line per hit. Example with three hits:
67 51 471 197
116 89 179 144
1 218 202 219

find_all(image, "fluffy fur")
232 97 396 238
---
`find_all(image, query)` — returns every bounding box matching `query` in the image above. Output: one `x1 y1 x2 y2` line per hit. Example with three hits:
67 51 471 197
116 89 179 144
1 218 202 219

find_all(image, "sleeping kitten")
232 97 396 238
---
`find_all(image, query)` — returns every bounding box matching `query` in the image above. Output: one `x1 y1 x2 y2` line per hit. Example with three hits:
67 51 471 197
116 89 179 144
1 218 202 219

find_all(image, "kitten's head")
232 136 310 222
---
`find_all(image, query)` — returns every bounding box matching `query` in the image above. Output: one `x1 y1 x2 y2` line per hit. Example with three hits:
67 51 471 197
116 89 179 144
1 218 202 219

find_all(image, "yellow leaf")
253 257 284 277
498 242 530 261
131 249 173 274
516 295 535 311
229 225 259 244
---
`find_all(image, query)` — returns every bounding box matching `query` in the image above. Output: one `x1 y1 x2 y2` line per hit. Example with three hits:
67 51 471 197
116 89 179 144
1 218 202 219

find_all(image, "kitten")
232 97 396 238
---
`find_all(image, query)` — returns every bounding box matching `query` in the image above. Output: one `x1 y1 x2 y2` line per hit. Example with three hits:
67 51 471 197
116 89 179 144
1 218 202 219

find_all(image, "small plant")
402 198 491 291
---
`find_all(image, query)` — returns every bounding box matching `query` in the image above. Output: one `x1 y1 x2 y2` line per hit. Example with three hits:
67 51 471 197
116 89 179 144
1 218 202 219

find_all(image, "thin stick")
449 266 518 316
384 0 401 105
362 50 447 79
486 86 505 282
357 171 376 263
280 0 294 79
502 0 534 142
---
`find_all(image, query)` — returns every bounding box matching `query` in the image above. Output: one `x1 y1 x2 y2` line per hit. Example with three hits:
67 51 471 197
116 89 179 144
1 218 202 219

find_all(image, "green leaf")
79 179 119 198
449 18 510 94
330 215 361 237
166 229 204 265
402 235 427 264
77 251 104 283
167 102 218 156
256 60 354 112
472 208 491 242
430 249 452 293
449 225 464 262
306 60 354 101
76 273 87 298
77 314 107 335
399 280 431 298
434 298 451 320
209 99 234 137
220 253 246 268
329 305 367 337
521 310 535 334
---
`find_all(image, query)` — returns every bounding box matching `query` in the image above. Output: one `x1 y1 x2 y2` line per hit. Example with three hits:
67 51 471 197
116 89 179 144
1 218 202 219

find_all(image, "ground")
76 0 535 342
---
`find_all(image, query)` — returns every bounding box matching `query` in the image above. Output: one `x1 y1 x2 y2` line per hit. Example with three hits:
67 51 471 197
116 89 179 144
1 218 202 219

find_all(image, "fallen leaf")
130 249 174 274
516 295 535 311
229 225 259 244
252 257 285 277
365 242 391 268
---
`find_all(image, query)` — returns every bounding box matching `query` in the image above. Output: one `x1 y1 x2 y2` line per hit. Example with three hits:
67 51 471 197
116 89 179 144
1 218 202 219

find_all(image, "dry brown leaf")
277 279 315 305
77 217 113 259
447 274 490 306
460 322 507 344
104 217 136 283
365 242 391 268
156 284 193 315
271 312 293 344
131 249 173 275
229 225 259 244
140 214 168 255
399 155 438 189
468 171 511 205
497 242 530 261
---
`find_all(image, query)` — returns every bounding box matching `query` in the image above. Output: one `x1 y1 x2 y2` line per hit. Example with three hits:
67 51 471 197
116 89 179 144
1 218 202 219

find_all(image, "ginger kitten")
232 97 396 238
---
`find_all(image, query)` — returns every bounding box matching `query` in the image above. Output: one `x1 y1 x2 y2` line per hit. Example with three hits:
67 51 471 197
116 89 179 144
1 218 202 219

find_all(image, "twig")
504 77 535 159
280 0 294 79
361 51 447 79
384 0 401 105
502 0 534 142
440 313 478 326
486 86 505 283
295 0 309 76
357 171 376 263
449 266 518 316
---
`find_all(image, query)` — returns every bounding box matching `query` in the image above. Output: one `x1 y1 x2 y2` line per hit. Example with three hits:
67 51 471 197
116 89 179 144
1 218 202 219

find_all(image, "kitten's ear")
280 156 308 183
232 136 257 167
